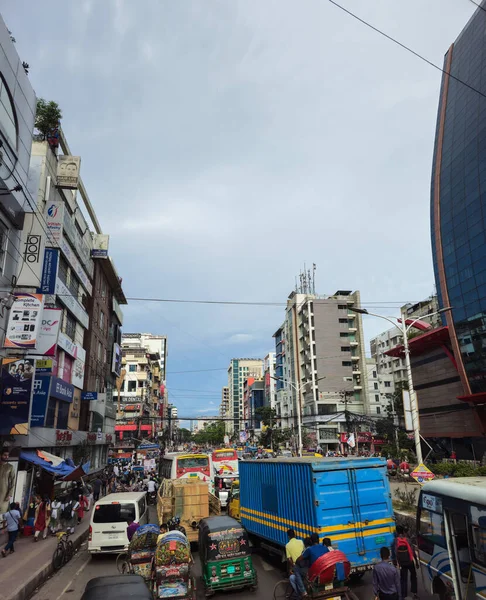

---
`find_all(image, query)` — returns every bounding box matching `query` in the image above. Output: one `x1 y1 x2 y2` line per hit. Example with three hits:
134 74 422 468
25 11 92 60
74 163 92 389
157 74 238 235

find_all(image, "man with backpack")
394 525 419 599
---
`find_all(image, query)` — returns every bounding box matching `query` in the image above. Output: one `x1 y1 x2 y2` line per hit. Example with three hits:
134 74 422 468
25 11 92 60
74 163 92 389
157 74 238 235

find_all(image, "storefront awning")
19 450 89 479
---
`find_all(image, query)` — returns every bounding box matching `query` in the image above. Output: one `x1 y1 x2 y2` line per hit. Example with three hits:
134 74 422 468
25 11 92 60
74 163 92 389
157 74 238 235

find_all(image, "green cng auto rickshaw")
198 516 257 596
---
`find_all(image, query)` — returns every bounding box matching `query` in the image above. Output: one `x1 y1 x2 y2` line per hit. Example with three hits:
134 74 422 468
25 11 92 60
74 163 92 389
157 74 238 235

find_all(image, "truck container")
239 457 395 571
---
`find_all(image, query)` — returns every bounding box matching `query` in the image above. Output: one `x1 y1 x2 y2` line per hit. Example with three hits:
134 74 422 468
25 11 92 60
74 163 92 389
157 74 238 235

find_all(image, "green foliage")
178 428 192 443
431 462 486 477
192 421 225 446
35 98 62 138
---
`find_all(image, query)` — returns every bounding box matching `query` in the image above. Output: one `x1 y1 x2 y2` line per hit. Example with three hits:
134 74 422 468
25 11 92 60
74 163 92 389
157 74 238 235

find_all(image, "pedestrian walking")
49 497 62 533
373 547 401 600
394 525 418 599
101 475 107 497
76 493 88 524
34 496 50 541
92 476 102 502
1 502 22 556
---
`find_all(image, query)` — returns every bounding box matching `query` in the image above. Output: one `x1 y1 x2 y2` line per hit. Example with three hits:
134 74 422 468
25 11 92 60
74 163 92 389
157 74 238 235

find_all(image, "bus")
211 448 238 476
159 452 212 484
417 477 486 600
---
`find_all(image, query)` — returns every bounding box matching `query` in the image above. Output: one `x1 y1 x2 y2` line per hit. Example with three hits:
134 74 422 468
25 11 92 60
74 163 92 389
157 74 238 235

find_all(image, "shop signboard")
56 155 81 189
17 214 47 288
37 248 59 294
30 359 53 427
0 357 36 435
54 279 89 329
111 343 121 376
60 236 92 295
81 391 98 401
26 307 62 357
411 463 435 485
72 346 86 389
50 376 75 403
4 293 44 349
91 234 109 258
44 200 64 244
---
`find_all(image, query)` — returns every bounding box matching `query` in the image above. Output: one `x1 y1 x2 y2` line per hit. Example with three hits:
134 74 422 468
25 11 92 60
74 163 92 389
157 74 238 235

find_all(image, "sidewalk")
0 511 91 600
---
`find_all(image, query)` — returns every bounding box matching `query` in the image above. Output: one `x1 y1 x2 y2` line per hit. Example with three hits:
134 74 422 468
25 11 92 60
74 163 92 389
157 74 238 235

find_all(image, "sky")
2 0 477 423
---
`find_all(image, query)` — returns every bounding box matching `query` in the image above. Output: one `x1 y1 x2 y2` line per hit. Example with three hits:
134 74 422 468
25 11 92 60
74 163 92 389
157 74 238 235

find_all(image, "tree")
35 99 62 138
192 421 225 446
178 428 192 443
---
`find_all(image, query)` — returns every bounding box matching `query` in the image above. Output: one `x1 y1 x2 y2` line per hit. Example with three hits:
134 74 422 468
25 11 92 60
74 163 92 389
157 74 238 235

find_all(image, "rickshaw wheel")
116 552 130 574
273 579 295 600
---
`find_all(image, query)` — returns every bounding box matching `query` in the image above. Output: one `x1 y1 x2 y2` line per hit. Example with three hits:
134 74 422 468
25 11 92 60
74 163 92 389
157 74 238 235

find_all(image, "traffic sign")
411 462 435 485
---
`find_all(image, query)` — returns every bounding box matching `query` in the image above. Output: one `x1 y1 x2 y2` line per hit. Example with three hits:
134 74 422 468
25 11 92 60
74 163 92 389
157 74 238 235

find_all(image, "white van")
88 492 149 554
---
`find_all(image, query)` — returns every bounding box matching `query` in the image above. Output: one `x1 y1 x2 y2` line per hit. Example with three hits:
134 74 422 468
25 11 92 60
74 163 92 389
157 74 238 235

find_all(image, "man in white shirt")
147 479 157 493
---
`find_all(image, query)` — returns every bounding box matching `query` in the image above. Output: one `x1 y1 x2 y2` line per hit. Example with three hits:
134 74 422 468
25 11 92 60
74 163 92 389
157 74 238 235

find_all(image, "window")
318 404 337 415
0 75 17 149
93 503 135 523
341 346 351 352
374 382 378 390
342 361 352 367
384 381 391 388
0 219 8 275
45 397 57 428
340 332 348 338
99 311 105 332
129 365 136 372
375 395 380 402
98 342 102 361
373 370 377 378
376 406 381 414
339 318 348 323
63 311 76 341
418 506 446 555
58 256 69 285
138 380 144 388
127 381 136 392
68 272 79 299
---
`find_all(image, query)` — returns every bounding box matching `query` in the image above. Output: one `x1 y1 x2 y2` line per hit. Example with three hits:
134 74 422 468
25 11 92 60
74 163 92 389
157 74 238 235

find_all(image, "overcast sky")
2 0 476 421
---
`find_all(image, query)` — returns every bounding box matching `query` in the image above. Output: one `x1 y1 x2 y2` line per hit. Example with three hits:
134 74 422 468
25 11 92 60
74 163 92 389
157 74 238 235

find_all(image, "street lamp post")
349 305 451 464
271 375 326 457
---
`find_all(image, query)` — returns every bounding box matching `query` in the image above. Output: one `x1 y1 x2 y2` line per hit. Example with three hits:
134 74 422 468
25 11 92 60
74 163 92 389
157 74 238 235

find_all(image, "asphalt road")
29 539 377 600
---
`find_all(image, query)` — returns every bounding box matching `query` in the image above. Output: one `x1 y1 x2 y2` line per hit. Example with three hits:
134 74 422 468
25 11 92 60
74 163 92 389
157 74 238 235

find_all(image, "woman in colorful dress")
34 497 50 541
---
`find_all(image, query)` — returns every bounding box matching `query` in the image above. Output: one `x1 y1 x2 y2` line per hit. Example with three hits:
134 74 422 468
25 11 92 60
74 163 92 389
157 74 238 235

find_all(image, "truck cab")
227 479 240 520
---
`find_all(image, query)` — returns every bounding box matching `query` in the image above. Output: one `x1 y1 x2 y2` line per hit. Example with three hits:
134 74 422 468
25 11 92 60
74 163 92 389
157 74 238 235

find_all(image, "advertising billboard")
56 155 81 189
44 200 64 244
27 307 61 357
30 359 53 427
0 357 36 435
4 293 44 349
91 234 109 258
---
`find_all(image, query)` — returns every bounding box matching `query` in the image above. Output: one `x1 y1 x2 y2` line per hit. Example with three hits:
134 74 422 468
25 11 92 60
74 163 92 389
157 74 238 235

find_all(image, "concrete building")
365 358 395 417
0 17 36 360
227 358 263 435
263 352 276 411
220 386 229 421
245 380 265 435
273 289 368 451
370 296 441 384
191 416 218 434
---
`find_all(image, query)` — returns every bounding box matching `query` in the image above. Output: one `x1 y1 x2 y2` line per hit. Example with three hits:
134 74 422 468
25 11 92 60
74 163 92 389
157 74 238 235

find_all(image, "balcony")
351 355 359 361
352 367 361 375
349 340 358 346
348 327 357 333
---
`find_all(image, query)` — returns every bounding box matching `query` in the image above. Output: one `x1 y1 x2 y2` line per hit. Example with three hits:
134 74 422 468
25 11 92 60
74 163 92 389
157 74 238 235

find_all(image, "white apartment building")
366 358 395 417
220 386 230 419
263 352 276 410
227 358 263 435
370 296 440 384
274 289 369 451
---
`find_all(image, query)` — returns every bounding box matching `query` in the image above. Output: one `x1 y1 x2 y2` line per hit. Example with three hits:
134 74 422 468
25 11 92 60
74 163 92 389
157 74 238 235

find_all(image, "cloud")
195 408 219 414
5 0 476 418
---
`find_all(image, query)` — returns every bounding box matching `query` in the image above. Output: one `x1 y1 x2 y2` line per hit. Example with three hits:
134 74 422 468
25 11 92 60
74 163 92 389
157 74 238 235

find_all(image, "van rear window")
93 503 135 523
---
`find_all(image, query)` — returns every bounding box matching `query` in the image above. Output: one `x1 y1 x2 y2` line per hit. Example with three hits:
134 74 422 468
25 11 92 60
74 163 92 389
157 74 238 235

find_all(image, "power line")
167 367 228 374
328 0 486 100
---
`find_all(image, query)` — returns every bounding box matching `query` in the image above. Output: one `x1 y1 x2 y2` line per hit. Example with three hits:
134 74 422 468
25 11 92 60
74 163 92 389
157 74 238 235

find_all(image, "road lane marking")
55 553 90 600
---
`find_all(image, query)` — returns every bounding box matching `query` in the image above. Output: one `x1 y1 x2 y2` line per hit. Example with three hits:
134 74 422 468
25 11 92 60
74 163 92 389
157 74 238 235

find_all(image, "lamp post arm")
404 309 446 334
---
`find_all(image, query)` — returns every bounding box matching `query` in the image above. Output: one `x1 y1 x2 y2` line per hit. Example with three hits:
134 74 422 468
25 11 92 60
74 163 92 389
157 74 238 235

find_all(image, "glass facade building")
431 0 486 417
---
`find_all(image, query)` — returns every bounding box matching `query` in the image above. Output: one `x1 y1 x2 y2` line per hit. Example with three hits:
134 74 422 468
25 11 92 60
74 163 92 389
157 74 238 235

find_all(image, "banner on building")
44 200 64 244
402 390 413 431
4 293 44 349
27 307 61 357
72 346 86 389
30 359 53 427
0 357 36 435
50 376 74 403
111 343 122 377
239 431 248 443
91 234 109 258
17 214 47 288
57 155 81 189
37 248 59 294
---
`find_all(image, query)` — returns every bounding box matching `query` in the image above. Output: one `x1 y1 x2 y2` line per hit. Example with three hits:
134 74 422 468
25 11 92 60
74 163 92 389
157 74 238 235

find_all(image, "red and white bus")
159 452 212 484
212 448 239 476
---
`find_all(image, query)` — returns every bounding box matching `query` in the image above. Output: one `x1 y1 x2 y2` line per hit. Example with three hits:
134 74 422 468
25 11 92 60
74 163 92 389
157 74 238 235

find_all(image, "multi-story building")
245 380 265 435
263 352 276 411
0 17 36 365
227 358 263 435
112 335 164 456
220 386 230 421
370 296 441 384
365 359 395 417
273 289 368 451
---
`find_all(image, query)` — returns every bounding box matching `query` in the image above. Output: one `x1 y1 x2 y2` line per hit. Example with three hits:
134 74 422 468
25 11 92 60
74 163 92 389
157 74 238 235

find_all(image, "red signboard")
339 432 385 445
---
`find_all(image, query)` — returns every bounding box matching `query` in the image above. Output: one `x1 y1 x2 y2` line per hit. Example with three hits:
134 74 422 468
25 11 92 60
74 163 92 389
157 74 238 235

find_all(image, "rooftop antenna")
312 263 316 294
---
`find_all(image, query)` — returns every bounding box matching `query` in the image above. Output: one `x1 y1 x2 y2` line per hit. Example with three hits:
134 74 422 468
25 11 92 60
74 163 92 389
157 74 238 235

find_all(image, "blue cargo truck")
239 457 395 572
